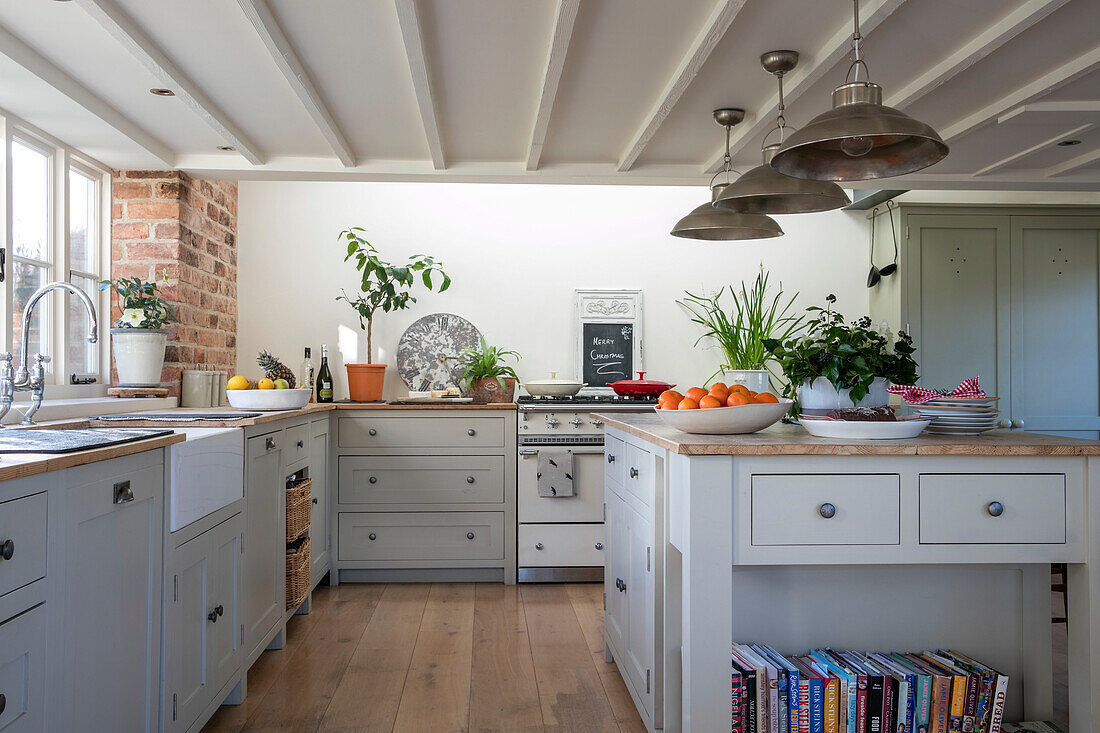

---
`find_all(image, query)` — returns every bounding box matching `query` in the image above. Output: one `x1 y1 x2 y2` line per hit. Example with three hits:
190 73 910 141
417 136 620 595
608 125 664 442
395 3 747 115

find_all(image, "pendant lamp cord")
761 69 797 149
846 0 871 84
710 122 742 189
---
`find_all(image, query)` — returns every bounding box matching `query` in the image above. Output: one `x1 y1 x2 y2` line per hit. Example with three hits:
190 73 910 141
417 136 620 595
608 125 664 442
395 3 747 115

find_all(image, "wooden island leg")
1067 456 1100 733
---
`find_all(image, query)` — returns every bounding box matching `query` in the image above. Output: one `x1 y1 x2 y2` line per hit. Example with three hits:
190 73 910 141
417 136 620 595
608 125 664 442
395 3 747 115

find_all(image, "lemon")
273 378 290 389
227 375 250 390
257 378 275 390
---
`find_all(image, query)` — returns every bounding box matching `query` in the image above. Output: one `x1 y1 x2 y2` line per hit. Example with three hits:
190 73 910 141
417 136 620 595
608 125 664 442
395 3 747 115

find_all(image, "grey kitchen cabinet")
47 450 165 733
309 417 330 586
164 513 242 733
603 491 627 656
0 603 46 732
243 430 285 666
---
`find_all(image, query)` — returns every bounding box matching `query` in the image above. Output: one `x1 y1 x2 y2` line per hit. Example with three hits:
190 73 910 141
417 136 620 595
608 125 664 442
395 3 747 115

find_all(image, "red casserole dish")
607 372 675 397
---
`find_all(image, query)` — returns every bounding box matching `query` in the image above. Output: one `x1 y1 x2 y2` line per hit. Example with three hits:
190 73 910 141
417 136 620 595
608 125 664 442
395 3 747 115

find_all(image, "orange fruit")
728 384 750 396
659 389 683 405
710 381 728 392
726 392 752 407
708 387 729 401
677 398 700 410
698 395 723 409
685 387 708 402
755 391 779 403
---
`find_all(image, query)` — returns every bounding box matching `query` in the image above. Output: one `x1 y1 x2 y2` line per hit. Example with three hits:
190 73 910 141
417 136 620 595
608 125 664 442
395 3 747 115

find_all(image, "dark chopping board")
0 428 175 454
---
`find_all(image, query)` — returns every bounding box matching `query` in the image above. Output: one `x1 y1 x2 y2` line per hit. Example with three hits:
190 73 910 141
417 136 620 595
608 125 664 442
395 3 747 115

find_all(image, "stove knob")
546 418 559 427
591 419 604 427
570 418 583 427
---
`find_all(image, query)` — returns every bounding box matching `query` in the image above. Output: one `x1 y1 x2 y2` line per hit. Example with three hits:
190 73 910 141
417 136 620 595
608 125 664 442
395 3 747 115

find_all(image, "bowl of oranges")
653 382 792 435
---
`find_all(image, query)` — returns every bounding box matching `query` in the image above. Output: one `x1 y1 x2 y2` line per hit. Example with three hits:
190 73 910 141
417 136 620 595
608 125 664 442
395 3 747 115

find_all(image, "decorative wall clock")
396 313 481 391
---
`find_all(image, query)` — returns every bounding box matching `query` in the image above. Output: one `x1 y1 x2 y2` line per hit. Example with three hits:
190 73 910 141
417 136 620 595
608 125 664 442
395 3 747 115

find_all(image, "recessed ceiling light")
1057 139 1082 146
216 145 236 152
149 88 175 97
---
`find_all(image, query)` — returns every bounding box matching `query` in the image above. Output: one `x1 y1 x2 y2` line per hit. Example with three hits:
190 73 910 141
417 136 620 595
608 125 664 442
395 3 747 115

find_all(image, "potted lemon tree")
99 270 176 386
337 227 451 401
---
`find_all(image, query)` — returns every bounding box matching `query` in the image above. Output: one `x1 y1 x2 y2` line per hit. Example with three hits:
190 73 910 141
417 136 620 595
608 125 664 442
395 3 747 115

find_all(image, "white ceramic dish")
653 400 792 435
521 371 586 397
799 416 931 440
226 388 312 411
920 396 999 406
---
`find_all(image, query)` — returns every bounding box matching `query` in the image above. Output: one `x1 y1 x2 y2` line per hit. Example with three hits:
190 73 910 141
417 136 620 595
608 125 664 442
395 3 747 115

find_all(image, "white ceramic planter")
798 376 889 415
111 328 167 387
722 369 771 394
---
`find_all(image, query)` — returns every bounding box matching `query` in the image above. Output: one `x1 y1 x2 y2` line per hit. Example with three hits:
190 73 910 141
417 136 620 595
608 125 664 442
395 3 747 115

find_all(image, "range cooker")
516 394 657 582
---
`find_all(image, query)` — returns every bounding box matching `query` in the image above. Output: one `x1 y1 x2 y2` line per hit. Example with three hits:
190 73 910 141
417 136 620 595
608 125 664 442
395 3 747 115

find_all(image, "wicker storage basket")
286 535 311 610
286 477 312 542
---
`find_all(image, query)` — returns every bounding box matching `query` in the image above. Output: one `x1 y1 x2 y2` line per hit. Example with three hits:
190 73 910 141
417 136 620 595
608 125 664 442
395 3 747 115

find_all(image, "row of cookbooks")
731 643 1011 733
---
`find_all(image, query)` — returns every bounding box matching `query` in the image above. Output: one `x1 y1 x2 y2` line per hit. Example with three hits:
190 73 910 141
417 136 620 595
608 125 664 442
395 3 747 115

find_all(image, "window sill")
2 395 178 425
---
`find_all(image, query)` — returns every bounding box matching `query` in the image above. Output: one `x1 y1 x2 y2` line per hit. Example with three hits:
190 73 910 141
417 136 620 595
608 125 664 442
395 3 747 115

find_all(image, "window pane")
12 142 50 261
13 261 47 365
69 169 97 274
68 275 98 376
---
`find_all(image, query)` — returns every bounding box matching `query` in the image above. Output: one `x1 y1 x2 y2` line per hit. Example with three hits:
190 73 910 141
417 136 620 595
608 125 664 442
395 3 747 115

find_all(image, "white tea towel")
536 449 575 497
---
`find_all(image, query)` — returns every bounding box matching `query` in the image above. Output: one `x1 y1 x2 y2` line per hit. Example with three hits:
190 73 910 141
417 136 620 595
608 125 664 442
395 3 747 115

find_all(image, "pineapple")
256 350 296 389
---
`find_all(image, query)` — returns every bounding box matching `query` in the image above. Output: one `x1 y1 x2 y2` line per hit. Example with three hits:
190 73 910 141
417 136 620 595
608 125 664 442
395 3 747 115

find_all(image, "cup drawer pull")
987 501 1004 517
0 539 12 561
818 502 836 519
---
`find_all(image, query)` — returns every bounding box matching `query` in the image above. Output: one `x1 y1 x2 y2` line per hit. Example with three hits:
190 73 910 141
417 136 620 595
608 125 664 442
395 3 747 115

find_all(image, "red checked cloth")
886 376 986 404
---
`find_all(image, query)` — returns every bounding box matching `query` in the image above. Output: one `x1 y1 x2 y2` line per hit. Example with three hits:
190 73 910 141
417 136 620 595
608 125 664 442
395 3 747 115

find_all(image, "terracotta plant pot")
346 363 386 402
468 376 516 404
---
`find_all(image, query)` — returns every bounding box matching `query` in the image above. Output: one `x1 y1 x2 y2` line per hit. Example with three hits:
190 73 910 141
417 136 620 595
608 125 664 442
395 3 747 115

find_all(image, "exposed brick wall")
111 170 238 394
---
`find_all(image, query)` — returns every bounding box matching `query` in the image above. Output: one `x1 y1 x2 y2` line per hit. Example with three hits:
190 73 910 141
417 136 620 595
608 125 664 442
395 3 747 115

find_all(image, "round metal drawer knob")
466 532 475 540
368 428 377 436
987 501 1004 517
368 533 377 541
535 542 544 550
466 476 475 484
594 542 603 550
467 428 476 436
297 440 304 448
1 691 7 715
819 503 836 519
629 467 639 479
607 454 615 464
369 476 378 484
0 538 13 561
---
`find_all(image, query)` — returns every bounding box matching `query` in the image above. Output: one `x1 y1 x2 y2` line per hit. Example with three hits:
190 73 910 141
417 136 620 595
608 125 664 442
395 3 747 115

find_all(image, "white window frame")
0 112 111 398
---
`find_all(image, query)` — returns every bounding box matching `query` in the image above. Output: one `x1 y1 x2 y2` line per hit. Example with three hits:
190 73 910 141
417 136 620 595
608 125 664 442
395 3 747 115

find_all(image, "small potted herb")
456 337 520 403
337 228 451 401
762 294 918 413
99 270 177 387
678 268 805 393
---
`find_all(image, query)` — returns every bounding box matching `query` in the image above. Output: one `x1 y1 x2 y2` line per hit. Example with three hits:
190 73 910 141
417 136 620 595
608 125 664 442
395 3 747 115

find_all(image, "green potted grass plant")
456 337 520 403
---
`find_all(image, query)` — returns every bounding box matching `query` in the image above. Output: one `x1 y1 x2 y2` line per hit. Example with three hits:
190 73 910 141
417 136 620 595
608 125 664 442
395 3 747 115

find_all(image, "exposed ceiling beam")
703 0 908 173
974 122 1094 176
234 0 355 167
394 0 445 170
886 0 1071 110
998 100 1100 123
939 43 1100 142
617 0 748 172
1047 140 1100 177
526 0 580 171
74 0 265 165
0 23 173 166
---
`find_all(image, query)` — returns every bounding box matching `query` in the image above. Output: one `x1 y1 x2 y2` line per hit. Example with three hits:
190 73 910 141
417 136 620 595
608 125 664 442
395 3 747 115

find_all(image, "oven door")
518 444 606 523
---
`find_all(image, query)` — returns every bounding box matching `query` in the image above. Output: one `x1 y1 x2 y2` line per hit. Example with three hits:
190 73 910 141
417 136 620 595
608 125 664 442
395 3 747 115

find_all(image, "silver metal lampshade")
670 185 784 241
713 144 851 214
770 81 948 181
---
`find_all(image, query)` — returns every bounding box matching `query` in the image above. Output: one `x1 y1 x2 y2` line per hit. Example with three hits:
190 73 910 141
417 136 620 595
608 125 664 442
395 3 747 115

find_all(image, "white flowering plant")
98 270 177 329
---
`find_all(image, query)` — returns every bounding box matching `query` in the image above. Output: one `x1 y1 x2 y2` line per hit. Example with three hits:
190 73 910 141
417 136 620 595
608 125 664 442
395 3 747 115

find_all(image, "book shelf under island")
594 415 1100 733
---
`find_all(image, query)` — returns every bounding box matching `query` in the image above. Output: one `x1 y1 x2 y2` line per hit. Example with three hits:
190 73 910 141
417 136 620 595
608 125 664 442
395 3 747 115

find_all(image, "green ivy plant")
456 337 520 393
336 227 451 362
98 269 176 329
762 294 918 403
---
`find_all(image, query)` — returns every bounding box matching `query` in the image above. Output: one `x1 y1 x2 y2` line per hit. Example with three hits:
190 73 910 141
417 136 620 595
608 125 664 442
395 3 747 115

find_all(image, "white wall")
237 181 871 400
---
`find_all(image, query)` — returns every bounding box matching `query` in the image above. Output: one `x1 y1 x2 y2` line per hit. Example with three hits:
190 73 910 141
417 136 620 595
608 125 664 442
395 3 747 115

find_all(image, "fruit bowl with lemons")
654 382 792 435
225 350 313 410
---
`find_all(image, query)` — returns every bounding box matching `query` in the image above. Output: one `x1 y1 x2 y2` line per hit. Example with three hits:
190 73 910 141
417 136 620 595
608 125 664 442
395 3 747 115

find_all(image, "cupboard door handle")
607 454 615 463
0 538 12 561
369 476 378 484
629 467 638 479
114 481 134 504
594 542 603 550
368 533 377 541
311 497 318 505
535 542 544 550
467 428 476 436
987 501 1004 517
467 532 475 540
0 692 5 716
368 429 377 436
466 476 475 484
819 503 836 519
297 440 304 448
208 608 219 623
266 437 276 450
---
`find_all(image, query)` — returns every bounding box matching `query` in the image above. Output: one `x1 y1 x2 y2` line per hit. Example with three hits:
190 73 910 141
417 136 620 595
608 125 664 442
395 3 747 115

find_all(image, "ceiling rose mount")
770 0 948 182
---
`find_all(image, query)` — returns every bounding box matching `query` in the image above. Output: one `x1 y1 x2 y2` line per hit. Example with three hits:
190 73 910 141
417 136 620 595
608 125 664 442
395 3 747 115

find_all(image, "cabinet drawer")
0 493 47 599
339 416 505 449
338 512 504 561
624 444 654 506
285 423 310 465
919 474 1066 544
751 474 900 546
604 435 625 487
0 603 45 732
519 523 605 567
339 456 505 504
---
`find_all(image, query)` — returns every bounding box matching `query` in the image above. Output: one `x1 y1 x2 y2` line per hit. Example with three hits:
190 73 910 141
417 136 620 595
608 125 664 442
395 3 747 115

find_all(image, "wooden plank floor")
203 583 645 733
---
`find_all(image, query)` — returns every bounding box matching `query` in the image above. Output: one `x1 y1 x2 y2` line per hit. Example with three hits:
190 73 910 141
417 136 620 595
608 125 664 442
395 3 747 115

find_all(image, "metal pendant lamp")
670 109 783 241
770 0 948 182
714 51 850 214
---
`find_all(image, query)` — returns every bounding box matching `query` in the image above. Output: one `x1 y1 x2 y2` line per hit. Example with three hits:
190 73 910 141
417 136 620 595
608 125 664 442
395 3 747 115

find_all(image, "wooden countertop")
0 432 186 482
594 413 1100 456
72 403 337 428
333 402 517 410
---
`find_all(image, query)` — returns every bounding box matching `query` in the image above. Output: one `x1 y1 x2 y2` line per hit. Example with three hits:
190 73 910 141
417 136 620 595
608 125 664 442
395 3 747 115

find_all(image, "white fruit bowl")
653 399 792 435
226 388 312 411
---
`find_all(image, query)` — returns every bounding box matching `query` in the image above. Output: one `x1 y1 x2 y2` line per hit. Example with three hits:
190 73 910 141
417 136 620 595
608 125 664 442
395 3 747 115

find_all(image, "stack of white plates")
911 397 1000 435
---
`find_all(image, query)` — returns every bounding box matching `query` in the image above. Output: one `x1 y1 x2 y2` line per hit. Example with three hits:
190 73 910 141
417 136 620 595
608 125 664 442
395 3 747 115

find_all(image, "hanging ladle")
867 206 882 287
879 199 899 277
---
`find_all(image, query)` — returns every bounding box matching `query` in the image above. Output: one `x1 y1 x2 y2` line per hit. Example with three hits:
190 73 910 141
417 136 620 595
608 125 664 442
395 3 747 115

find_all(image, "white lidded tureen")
521 371 586 397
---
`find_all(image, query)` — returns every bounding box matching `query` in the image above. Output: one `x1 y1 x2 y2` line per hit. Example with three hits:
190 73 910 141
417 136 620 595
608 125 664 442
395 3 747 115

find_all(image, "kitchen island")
596 414 1100 733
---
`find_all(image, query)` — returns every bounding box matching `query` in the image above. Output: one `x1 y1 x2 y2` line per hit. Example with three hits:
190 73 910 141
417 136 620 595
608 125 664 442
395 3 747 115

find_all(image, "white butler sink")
170 428 244 532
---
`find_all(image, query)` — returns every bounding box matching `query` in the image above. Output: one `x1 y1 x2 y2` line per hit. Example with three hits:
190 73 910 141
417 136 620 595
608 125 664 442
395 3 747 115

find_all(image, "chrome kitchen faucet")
0 281 99 426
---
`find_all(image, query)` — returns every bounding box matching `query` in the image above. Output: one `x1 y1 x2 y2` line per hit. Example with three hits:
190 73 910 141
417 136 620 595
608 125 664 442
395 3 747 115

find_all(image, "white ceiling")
1 0 1099 189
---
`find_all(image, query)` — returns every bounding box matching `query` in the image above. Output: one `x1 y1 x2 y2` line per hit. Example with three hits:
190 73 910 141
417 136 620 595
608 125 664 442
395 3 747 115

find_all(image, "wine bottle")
316 345 334 403
300 347 316 403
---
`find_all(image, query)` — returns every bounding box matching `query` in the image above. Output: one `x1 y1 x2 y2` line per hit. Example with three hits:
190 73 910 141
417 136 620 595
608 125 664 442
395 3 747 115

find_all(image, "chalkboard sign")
582 322 634 387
